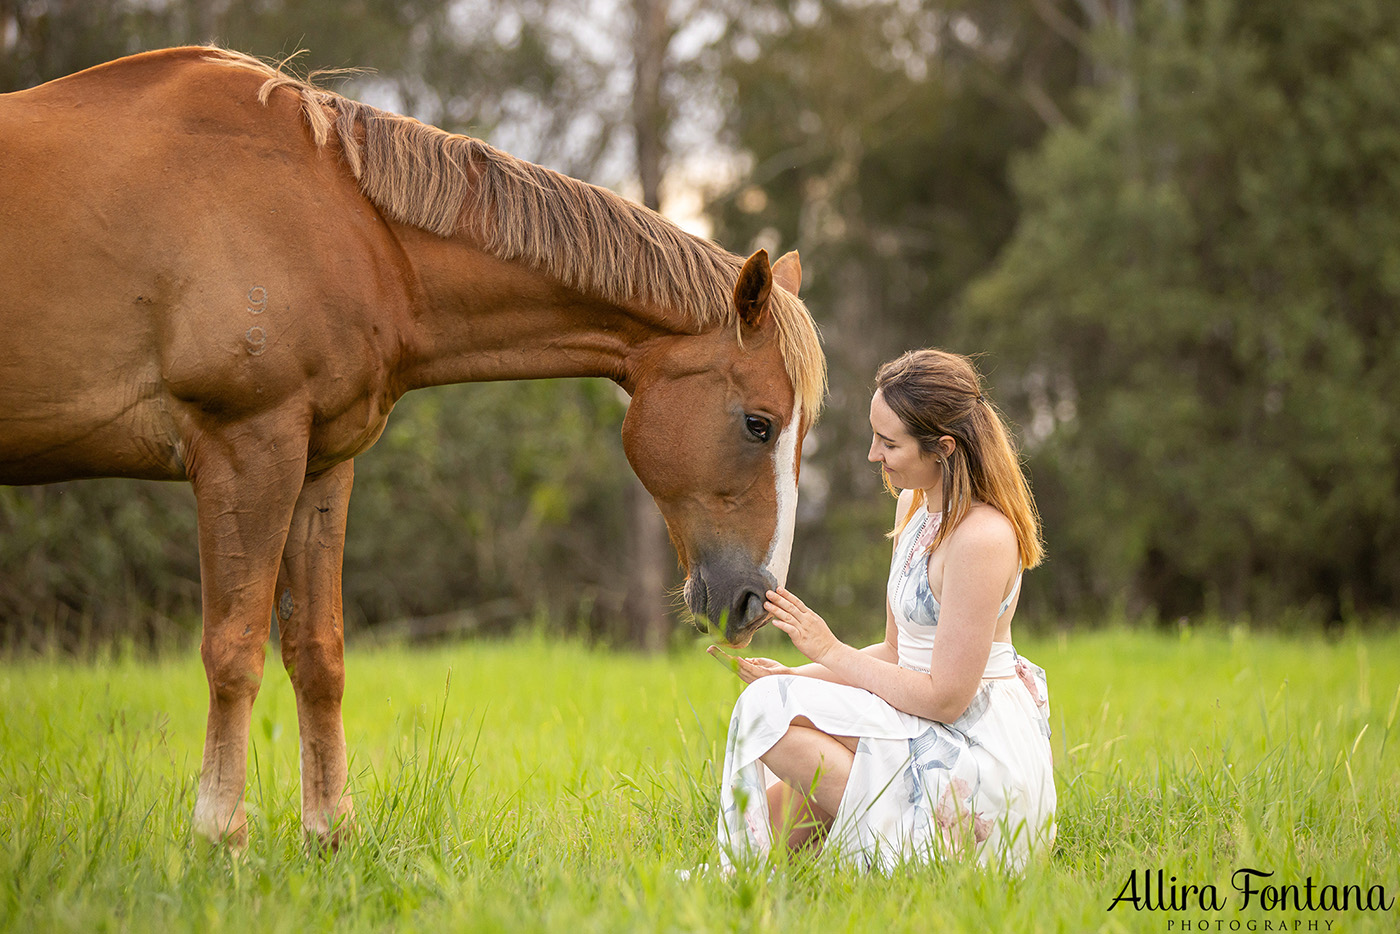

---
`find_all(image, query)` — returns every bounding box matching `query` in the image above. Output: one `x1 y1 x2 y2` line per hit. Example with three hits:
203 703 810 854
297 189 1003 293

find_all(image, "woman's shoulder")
894 487 917 525
946 503 1017 559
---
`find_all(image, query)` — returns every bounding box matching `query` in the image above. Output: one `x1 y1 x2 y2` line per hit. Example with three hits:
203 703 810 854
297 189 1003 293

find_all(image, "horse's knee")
201 637 265 706
285 637 345 707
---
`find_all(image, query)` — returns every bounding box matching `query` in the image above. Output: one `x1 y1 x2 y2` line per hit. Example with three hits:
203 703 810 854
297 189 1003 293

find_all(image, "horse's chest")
307 407 393 472
305 375 399 472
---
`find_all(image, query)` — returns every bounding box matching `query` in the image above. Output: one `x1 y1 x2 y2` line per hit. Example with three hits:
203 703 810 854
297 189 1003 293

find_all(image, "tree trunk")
624 0 672 653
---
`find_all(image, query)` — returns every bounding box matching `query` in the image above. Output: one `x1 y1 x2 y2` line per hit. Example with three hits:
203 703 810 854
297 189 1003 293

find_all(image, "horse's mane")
201 47 825 420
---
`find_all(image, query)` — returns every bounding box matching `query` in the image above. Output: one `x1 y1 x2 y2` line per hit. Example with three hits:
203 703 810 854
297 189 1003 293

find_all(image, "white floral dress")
717 505 1056 872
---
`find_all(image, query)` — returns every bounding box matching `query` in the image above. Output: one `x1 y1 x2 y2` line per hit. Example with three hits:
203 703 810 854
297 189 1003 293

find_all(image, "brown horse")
0 47 825 846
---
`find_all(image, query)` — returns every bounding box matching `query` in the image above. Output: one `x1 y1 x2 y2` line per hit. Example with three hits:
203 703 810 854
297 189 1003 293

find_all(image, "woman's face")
868 390 942 492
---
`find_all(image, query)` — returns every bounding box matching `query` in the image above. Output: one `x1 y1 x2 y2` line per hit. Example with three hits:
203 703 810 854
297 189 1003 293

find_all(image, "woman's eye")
745 415 772 442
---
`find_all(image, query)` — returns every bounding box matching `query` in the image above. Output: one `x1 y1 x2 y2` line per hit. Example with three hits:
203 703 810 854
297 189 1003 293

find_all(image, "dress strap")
997 572 1023 618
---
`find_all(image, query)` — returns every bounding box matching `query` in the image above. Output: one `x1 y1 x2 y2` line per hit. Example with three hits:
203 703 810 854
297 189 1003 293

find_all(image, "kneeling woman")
714 349 1055 872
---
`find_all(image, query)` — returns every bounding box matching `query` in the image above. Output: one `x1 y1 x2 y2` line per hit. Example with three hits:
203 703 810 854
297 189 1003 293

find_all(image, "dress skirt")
717 653 1056 873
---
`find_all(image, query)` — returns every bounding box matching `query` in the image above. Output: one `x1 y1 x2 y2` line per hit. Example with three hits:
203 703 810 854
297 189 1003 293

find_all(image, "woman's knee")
733 675 790 719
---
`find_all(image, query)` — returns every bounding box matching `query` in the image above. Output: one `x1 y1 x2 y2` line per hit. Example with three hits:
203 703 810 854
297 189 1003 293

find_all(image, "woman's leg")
760 717 857 849
766 777 834 851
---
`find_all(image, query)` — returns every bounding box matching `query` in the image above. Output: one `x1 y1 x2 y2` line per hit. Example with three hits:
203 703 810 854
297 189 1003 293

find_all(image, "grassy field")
1 625 1397 933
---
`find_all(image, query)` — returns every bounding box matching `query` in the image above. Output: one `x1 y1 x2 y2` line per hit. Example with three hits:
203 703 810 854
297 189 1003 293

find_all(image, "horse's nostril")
736 590 764 626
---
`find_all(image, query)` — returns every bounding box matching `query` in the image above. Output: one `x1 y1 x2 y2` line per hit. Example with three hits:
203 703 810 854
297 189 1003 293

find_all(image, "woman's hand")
765 588 841 665
707 646 795 684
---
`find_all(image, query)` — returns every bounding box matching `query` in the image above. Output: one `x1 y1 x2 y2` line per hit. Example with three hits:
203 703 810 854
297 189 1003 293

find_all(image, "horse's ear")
734 249 773 329
772 251 802 296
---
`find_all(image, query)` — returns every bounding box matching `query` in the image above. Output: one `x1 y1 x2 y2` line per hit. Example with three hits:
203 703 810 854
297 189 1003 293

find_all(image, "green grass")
1 625 1397 932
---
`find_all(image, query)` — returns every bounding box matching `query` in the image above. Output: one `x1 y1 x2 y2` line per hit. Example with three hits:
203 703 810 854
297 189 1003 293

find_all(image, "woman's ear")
938 435 956 459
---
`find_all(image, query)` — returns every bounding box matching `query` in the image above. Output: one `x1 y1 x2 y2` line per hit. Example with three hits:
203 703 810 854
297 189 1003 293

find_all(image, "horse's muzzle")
684 553 775 648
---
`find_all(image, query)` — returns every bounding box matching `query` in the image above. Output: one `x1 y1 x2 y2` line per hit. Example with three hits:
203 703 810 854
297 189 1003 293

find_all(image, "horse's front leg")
189 420 308 846
274 459 355 847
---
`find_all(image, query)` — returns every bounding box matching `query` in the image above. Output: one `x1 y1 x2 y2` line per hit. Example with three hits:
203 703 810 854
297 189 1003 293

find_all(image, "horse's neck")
392 225 684 393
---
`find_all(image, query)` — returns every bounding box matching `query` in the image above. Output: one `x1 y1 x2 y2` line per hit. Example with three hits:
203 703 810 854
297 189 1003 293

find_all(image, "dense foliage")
963 0 1400 621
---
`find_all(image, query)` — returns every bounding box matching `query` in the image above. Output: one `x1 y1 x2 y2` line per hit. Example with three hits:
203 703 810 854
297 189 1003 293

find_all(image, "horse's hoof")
303 808 356 853
192 814 249 851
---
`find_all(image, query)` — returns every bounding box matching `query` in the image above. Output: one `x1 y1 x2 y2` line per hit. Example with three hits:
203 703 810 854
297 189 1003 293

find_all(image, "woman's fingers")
766 589 813 626
767 587 807 610
765 592 805 617
763 602 794 624
735 656 788 683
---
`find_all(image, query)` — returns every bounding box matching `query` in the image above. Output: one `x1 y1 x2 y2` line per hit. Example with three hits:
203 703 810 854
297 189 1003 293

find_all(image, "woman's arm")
766 510 1017 722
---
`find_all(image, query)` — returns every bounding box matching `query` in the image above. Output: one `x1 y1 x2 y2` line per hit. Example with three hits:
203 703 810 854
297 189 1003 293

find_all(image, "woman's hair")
876 349 1044 569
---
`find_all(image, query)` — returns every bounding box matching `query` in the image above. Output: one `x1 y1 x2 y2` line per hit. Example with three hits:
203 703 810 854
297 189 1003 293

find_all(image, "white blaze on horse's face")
761 399 801 592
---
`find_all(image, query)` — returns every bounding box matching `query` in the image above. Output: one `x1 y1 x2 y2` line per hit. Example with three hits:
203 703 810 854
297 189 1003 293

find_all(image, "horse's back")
4 46 237 104
0 49 405 485
1 48 288 172
1 47 322 224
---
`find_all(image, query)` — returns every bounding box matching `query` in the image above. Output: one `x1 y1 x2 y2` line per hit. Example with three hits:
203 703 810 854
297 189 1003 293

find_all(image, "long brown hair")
876 349 1044 569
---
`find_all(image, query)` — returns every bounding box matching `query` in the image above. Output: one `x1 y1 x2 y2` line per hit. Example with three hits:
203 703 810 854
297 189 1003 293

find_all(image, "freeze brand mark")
1108 868 1396 912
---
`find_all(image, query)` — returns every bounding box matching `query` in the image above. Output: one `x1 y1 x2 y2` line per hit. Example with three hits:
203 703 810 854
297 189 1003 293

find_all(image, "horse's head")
621 249 822 647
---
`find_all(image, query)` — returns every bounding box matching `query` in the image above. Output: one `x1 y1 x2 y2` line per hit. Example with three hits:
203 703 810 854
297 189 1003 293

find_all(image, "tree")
623 0 675 653
962 0 1400 622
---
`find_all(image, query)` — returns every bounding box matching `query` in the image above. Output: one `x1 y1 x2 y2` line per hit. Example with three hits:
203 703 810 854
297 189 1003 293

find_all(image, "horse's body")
0 47 824 845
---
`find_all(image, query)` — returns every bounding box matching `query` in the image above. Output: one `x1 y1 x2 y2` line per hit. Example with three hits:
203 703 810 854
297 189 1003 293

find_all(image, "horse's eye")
745 415 772 443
